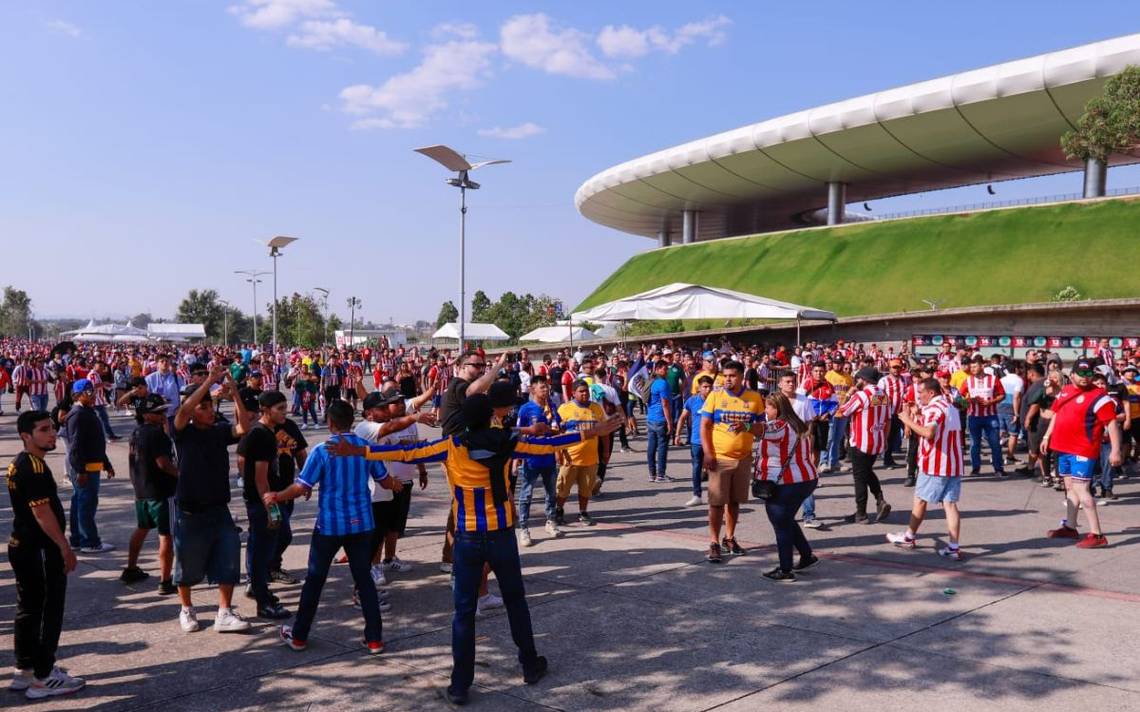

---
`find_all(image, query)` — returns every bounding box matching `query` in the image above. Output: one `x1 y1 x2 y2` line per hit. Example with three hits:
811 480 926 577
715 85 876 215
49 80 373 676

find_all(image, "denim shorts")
1057 453 1096 480
174 504 241 587
915 473 961 504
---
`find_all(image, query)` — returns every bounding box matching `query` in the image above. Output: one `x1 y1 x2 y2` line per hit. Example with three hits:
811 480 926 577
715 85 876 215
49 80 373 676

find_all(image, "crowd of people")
2 333 1136 702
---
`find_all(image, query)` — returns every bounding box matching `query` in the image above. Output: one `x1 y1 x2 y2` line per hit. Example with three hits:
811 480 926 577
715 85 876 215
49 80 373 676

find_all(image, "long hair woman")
756 392 820 582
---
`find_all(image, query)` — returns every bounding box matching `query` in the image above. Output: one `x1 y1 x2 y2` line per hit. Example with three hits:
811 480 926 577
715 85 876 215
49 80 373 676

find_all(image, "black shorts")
811 421 829 453
1027 421 1047 455
374 484 413 538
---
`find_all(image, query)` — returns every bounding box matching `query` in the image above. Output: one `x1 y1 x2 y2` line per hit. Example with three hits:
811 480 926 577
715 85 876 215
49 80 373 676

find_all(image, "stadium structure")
575 34 1140 243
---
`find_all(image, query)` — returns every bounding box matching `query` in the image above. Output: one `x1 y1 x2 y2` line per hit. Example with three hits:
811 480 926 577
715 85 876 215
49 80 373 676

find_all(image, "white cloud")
433 22 479 40
477 122 546 140
500 13 614 80
228 0 339 30
597 15 730 58
287 19 407 55
46 19 82 38
340 40 498 129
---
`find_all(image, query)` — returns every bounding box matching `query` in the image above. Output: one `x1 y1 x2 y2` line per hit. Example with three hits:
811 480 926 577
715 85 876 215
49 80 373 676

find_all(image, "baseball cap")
72 379 93 394
136 394 168 416
488 381 517 408
935 368 951 379
180 383 209 401
855 367 880 383
1072 358 1095 377
248 369 262 379
888 358 902 368
363 388 403 411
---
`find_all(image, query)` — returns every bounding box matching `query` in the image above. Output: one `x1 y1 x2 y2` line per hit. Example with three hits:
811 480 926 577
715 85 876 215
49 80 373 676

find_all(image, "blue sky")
2 1 1137 324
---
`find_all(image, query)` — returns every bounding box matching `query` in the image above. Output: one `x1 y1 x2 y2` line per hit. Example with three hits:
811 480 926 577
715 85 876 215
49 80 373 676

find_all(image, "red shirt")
800 378 834 401
960 374 1004 417
838 385 891 455
1050 385 1117 458
918 395 963 477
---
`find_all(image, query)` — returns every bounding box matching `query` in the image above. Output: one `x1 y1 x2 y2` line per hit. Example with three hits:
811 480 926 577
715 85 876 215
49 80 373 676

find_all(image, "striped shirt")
13 365 50 396
960 374 1004 417
838 385 892 455
296 434 389 536
756 420 817 484
88 370 109 407
918 395 963 477
877 375 905 414
362 431 584 533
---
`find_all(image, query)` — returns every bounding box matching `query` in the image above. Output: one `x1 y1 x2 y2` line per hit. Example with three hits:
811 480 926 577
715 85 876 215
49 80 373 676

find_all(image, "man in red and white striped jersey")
836 367 893 524
959 355 1006 476
877 359 906 470
11 356 32 412
901 365 932 488
19 356 52 412
887 378 965 559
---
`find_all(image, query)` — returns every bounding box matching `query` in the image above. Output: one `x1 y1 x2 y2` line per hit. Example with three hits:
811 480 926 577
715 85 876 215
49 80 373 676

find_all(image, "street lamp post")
235 269 270 344
414 145 509 349
314 287 330 346
219 300 230 345
346 296 361 347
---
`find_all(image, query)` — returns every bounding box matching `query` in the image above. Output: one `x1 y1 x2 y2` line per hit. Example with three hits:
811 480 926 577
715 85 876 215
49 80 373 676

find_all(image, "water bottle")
267 502 282 530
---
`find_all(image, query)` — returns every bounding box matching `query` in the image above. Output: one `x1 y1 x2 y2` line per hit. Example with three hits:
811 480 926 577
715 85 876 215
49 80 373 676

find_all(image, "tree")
436 300 458 328
1062 65 1140 161
270 293 330 348
130 312 154 328
176 289 231 342
0 286 32 338
470 291 492 322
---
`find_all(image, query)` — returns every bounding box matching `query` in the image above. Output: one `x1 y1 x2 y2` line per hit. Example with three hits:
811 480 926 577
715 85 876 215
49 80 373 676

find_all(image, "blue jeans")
292 529 381 643
646 420 669 478
690 443 703 496
451 528 539 694
670 396 684 428
764 480 818 573
800 493 816 521
1098 442 1117 491
67 471 101 549
826 417 848 468
29 393 48 412
516 464 557 530
94 405 117 438
271 500 295 572
968 415 1004 473
244 501 279 608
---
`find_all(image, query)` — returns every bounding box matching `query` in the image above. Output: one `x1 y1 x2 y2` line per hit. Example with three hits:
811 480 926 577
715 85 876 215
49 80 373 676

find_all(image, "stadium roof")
575 33 1140 239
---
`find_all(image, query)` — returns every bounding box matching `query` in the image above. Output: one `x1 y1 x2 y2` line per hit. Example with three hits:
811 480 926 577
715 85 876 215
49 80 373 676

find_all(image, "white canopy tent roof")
518 325 598 343
432 322 510 342
572 283 836 323
62 320 151 342
147 323 206 341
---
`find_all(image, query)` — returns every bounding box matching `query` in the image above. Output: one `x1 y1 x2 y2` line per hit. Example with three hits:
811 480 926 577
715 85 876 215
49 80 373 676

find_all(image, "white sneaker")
9 669 33 692
370 564 387 588
886 531 916 550
439 562 452 574
544 521 564 538
214 608 252 633
476 592 504 616
518 528 533 547
937 545 962 561
25 666 85 700
802 519 823 529
179 608 200 633
684 495 702 507
383 557 413 573
79 543 116 554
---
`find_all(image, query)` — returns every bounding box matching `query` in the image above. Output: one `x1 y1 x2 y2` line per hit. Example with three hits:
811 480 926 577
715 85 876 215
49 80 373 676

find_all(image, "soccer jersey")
557 399 606 466
6 452 66 550
825 371 855 404
960 374 1005 417
297 434 389 536
918 395 963 477
838 385 892 455
756 420 817 484
700 386 764 460
877 375 904 414
1049 385 1117 458
516 400 562 468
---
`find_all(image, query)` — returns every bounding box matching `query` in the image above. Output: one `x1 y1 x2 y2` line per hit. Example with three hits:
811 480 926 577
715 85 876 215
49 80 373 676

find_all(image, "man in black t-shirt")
6 411 85 700
237 390 292 620
172 368 252 634
122 395 179 592
268 415 307 583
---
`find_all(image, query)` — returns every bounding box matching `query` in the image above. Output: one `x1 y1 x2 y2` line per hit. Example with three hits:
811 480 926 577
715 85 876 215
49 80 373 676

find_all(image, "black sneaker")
522 655 548 685
844 513 869 525
445 686 469 705
762 567 796 583
120 566 150 584
270 569 300 585
706 542 723 563
903 477 916 487
969 468 981 476
721 537 746 555
158 579 178 596
875 500 892 523
794 554 821 572
995 470 1007 478
554 508 566 526
258 602 292 620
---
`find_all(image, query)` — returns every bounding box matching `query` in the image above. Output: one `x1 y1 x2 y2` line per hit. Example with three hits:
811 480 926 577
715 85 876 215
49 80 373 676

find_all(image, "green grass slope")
577 198 1140 316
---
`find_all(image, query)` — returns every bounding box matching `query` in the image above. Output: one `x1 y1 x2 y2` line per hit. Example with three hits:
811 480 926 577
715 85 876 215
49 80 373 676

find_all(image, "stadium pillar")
1083 157 1107 198
657 229 671 248
827 182 846 225
682 210 698 244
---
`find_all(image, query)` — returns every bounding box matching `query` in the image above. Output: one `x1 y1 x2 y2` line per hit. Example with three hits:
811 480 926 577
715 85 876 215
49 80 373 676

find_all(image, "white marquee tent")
572 283 836 323
518 325 598 343
62 320 151 342
431 322 510 342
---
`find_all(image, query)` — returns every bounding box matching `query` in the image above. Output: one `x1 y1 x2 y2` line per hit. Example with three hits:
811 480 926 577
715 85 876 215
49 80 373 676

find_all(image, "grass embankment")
577 198 1140 316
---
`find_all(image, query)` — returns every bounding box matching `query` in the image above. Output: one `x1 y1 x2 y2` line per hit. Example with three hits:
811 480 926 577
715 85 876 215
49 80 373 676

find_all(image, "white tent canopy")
432 322 510 342
62 320 151 342
518 325 597 343
147 323 206 341
572 283 836 323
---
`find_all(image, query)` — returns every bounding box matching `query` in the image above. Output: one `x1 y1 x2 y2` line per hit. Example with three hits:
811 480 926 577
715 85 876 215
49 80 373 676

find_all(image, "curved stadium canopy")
575 33 1140 239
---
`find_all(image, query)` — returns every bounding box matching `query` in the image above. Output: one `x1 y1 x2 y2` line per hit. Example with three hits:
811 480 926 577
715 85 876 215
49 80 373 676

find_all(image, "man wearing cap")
959 355 1007 476
122 395 178 592
1042 358 1123 548
878 359 906 469
823 357 854 472
63 379 116 554
836 367 893 525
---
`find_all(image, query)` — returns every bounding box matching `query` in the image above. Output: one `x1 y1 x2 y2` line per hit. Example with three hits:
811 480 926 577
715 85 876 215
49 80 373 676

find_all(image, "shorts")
556 464 597 500
173 504 241 587
915 473 961 504
1057 453 1096 480
708 456 751 507
373 484 412 538
135 497 172 536
1027 421 1045 456
811 421 829 453
997 408 1019 437
371 501 391 539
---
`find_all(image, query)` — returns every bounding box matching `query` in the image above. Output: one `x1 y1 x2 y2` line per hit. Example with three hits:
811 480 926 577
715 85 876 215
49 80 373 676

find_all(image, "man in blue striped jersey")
266 400 402 654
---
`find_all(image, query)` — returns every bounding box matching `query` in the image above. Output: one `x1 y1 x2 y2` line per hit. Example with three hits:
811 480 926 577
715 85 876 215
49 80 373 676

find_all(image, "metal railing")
873 185 1140 221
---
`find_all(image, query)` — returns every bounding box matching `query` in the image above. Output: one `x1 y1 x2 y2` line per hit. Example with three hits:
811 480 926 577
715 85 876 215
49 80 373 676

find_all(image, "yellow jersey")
950 369 970 391
701 386 764 460
557 400 607 466
690 371 725 394
825 371 855 404
364 431 583 533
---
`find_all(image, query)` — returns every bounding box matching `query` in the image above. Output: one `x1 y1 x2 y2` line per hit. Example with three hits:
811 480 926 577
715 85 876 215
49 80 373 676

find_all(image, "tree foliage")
0 286 33 338
436 300 458 328
270 293 333 348
1062 65 1140 161
176 288 256 344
